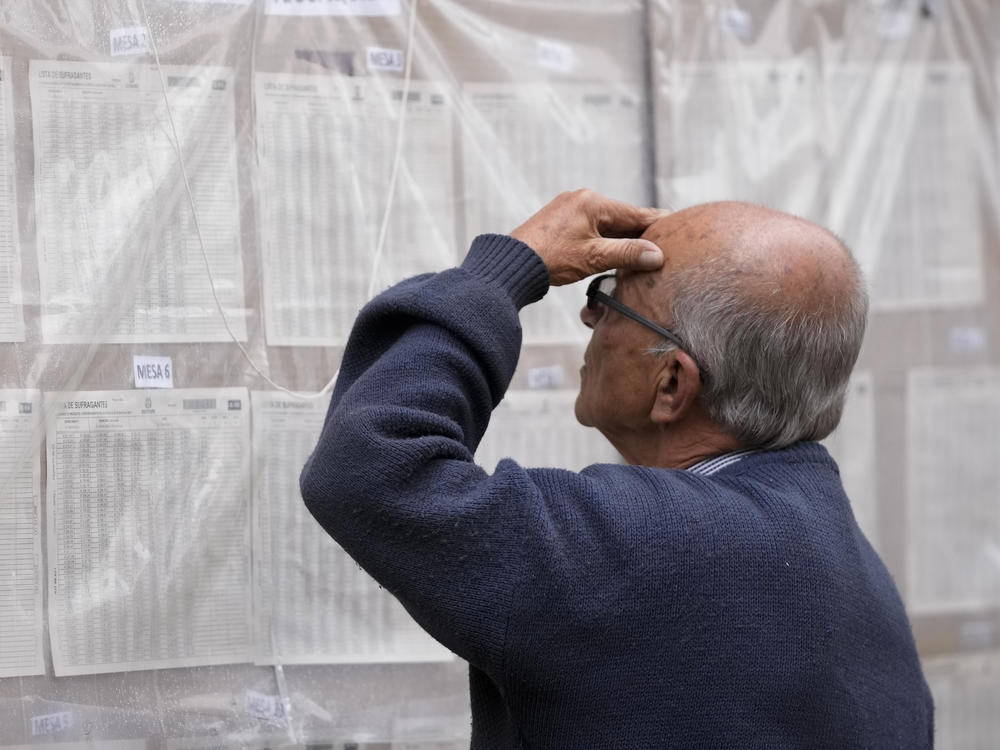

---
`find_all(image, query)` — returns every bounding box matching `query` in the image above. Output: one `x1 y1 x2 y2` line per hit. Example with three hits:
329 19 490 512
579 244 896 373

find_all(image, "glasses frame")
585 274 708 383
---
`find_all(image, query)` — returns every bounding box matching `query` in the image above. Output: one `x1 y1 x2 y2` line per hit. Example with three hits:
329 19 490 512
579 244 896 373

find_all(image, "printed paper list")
30 62 247 343
0 58 23 342
657 61 821 218
251 392 451 663
907 368 1000 613
476 390 621 472
255 76 456 346
462 83 648 344
822 372 877 546
824 62 982 310
46 389 252 675
0 391 44 677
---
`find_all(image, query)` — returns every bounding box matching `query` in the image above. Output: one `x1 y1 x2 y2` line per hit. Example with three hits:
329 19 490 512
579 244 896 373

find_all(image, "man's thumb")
612 239 663 272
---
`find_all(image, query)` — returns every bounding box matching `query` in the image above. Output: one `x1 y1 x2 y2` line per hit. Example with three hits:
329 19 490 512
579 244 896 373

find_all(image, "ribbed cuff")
460 234 550 310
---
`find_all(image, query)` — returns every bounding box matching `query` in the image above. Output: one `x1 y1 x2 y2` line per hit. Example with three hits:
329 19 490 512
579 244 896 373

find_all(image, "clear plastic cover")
0 0 996 744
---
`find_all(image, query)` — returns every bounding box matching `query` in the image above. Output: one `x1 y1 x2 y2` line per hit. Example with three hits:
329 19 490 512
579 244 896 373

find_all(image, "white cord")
137 0 421 399
366 0 420 301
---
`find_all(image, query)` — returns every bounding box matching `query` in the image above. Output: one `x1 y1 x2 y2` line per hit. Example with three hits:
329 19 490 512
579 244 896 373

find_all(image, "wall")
0 0 996 747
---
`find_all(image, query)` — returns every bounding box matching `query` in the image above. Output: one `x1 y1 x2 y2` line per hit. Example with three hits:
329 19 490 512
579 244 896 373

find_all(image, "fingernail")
638 248 663 268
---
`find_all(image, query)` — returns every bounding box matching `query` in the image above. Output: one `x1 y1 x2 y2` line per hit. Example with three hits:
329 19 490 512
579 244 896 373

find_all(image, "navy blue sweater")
300 234 934 748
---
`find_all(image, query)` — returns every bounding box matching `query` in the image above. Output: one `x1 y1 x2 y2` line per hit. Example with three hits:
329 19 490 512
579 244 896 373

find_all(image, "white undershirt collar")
686 449 758 476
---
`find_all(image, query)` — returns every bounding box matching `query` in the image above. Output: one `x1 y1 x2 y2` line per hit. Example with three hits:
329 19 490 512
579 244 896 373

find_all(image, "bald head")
642 201 856 320
637 201 868 449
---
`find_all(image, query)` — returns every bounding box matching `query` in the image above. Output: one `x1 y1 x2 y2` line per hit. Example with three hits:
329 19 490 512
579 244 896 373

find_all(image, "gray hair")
650 247 869 450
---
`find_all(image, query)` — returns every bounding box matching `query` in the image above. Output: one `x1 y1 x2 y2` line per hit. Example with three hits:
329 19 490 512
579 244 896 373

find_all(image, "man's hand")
510 189 669 286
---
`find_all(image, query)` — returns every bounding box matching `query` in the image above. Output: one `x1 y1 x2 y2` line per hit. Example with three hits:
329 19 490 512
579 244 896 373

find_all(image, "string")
137 0 421 399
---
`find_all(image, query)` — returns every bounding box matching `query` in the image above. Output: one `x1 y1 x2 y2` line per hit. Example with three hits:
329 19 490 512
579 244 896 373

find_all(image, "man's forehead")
640 212 700 243
614 267 663 301
635 201 855 311
640 208 725 268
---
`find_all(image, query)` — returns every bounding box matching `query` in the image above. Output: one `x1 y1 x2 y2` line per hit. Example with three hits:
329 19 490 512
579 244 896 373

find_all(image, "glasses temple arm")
592 292 688 351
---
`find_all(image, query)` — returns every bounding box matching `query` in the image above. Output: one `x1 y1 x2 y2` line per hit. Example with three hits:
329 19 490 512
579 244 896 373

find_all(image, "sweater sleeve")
299 234 550 676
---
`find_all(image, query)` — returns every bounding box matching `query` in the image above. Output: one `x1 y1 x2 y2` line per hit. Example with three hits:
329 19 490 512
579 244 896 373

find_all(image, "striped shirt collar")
686 449 759 476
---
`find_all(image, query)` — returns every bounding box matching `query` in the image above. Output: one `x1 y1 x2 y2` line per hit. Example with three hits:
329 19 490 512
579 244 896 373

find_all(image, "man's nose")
580 302 602 329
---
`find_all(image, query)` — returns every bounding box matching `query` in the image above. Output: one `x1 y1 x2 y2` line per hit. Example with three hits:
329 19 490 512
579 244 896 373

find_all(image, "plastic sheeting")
0 0 997 746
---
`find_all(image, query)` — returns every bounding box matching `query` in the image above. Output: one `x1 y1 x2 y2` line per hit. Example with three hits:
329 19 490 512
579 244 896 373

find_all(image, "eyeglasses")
586 274 707 382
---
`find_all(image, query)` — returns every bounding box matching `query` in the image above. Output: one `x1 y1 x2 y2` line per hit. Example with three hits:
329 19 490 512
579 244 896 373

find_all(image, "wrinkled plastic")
0 0 996 745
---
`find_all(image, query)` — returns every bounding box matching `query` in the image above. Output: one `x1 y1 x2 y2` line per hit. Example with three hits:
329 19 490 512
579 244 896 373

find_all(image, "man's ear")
649 350 702 425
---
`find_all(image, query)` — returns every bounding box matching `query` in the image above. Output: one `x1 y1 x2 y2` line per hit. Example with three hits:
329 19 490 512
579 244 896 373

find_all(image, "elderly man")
301 190 934 748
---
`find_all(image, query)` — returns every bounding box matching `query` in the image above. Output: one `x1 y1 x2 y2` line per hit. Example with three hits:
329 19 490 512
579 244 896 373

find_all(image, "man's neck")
604 422 743 470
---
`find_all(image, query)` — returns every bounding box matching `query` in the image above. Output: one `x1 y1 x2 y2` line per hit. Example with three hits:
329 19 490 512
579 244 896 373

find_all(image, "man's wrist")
461 234 550 310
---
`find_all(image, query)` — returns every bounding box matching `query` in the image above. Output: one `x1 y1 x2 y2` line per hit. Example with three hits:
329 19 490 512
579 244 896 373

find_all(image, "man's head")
575 200 868 465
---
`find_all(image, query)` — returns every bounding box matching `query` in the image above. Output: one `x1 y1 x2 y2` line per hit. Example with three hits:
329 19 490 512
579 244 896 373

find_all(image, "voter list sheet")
906 367 1000 615
30 61 246 343
476 390 621 472
0 390 44 678
46 389 252 676
0 57 23 343
924 653 1000 747
657 60 822 219
251 392 451 664
823 61 982 311
462 82 647 345
254 75 456 347
821 372 877 547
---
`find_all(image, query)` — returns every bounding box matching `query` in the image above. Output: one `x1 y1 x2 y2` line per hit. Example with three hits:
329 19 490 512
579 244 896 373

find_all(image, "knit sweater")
300 234 934 749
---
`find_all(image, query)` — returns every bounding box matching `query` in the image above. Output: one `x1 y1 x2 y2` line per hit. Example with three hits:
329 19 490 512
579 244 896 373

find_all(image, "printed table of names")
46 388 252 675
0 390 43 677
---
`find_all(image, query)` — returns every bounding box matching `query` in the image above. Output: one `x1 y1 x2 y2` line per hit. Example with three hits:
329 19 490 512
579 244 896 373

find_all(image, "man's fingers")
590 238 664 274
592 195 671 235
512 190 669 285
